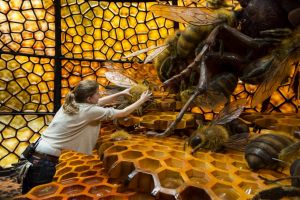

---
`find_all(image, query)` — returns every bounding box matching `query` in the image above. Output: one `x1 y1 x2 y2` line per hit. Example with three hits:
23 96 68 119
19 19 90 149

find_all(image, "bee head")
189 128 206 149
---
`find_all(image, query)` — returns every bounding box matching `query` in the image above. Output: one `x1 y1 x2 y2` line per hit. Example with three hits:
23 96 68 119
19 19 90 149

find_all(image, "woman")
22 79 152 194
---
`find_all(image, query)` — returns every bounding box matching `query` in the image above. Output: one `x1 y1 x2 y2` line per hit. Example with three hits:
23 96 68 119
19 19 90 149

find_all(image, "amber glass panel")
61 1 175 61
0 54 55 112
0 0 55 56
0 114 53 167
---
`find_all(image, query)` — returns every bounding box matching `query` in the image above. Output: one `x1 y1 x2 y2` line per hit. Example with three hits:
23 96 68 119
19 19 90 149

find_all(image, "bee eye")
190 136 202 148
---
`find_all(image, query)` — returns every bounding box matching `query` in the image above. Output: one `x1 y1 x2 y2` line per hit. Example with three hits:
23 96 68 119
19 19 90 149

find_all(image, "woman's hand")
139 90 152 103
121 87 132 96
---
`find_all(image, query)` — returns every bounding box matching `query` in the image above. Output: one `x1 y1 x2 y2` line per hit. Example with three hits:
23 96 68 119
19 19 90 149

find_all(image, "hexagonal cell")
186 169 210 185
189 159 212 171
158 169 184 189
146 150 167 159
131 144 149 151
169 150 187 160
98 142 114 158
55 167 72 176
164 158 185 169
60 172 78 181
152 145 168 151
69 160 84 166
59 177 79 185
127 171 155 193
138 158 161 171
211 161 229 170
67 195 93 200
82 176 104 185
108 160 135 179
229 154 244 162
74 165 90 172
31 184 59 198
154 119 172 130
103 155 118 170
235 171 256 181
232 161 248 170
210 153 225 160
211 183 240 200
122 150 143 159
80 170 97 177
211 170 233 182
60 185 85 195
88 185 112 197
179 186 211 200
238 181 260 195
106 145 128 154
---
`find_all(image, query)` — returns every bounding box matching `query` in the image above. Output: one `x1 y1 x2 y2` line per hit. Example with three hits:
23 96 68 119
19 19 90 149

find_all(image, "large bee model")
252 159 300 199
185 99 249 153
146 0 300 137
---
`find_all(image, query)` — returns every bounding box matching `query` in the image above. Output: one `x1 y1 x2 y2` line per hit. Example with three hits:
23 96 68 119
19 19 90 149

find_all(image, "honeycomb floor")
14 123 295 200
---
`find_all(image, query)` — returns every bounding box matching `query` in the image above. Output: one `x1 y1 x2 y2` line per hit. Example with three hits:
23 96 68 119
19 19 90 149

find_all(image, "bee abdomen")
209 72 238 97
245 134 294 170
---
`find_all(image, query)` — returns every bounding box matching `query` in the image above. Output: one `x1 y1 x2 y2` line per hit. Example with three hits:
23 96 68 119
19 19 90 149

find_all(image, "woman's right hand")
140 90 152 103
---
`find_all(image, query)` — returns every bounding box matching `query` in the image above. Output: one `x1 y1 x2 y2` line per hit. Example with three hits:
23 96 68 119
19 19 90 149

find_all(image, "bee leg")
147 60 207 137
252 186 300 200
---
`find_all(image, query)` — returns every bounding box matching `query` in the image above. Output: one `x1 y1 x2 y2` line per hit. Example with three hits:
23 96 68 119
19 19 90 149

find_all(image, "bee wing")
223 132 250 151
122 44 168 59
150 4 224 26
144 44 170 64
251 56 294 107
278 141 300 164
105 71 137 88
212 99 247 125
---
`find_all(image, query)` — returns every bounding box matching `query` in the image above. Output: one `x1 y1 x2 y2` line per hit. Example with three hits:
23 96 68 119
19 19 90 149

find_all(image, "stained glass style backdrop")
0 0 299 167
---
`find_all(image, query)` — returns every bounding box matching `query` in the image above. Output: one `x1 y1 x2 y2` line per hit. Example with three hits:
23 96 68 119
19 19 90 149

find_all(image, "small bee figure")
185 99 249 154
104 70 159 116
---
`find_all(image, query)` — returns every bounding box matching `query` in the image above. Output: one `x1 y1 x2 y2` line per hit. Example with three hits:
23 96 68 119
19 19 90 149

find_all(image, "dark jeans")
22 155 57 194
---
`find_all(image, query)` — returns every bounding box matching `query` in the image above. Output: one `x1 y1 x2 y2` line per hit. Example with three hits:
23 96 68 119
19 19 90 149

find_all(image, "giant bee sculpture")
144 0 300 137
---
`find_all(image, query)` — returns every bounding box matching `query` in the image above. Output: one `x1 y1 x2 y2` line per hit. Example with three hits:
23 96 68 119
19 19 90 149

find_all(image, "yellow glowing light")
25 21 39 32
73 35 82 45
35 9 46 20
16 78 30 89
103 9 114 21
0 1 9 14
17 127 34 141
16 91 30 104
7 10 25 23
7 81 21 95
0 69 14 81
28 74 42 84
93 7 103 18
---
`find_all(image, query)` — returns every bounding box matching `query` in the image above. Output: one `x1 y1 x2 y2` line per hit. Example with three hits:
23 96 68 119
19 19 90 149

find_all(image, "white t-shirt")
35 103 118 156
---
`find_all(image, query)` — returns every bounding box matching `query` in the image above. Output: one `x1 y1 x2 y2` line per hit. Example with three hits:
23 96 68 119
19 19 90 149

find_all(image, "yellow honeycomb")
17 150 155 200
15 123 292 200
98 128 290 200
118 111 196 130
241 113 300 133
